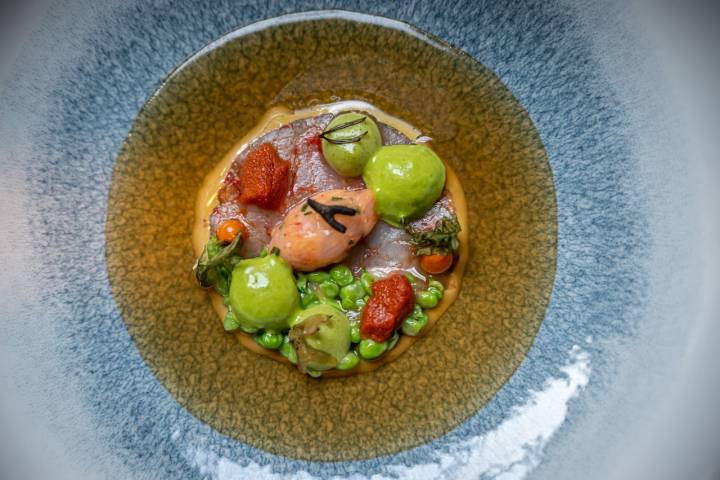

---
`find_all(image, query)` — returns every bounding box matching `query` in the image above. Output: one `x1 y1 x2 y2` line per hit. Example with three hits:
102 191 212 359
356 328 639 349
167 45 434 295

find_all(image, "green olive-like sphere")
290 304 351 371
363 144 446 226
321 112 382 177
229 254 299 331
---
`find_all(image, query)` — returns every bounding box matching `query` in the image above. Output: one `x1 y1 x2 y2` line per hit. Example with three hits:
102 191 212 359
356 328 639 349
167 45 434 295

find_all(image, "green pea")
416 290 439 309
428 279 444 300
279 336 298 364
319 281 340 298
330 264 354 286
341 281 365 302
350 321 361 343
428 278 444 293
295 272 308 290
307 271 330 284
355 297 367 310
341 296 357 311
223 309 240 331
254 330 283 350
337 351 360 370
411 303 423 317
301 291 319 308
306 368 323 378
360 270 375 295
402 311 429 336
358 338 388 359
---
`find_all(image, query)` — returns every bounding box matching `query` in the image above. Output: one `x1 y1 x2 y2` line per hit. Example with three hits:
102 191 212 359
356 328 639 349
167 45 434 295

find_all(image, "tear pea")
337 351 360 370
358 338 388 360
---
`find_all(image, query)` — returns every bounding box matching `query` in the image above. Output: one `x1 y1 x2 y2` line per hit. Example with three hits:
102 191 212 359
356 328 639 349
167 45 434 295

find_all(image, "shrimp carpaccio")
209 114 456 277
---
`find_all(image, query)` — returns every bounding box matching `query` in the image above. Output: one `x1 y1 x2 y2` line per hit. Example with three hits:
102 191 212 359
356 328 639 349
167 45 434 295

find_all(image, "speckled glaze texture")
106 16 555 460
0 1 695 479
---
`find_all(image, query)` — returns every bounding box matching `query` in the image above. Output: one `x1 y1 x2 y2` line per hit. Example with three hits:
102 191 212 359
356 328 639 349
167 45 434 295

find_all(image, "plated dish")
193 102 468 376
14 4 710 476
103 11 558 459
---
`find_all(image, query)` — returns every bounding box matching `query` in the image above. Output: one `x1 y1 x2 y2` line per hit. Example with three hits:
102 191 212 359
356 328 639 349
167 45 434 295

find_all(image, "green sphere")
229 254 299 331
290 304 351 371
321 113 382 176
363 144 446 226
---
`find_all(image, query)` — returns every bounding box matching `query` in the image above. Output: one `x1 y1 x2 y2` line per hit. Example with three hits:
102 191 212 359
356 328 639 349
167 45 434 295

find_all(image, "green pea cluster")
223 308 298 363
224 260 445 376
402 278 443 336
297 264 372 313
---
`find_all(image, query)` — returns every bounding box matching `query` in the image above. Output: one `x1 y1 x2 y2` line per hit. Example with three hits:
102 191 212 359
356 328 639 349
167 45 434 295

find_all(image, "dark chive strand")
320 130 367 145
306 198 357 233
321 116 366 135
320 115 368 145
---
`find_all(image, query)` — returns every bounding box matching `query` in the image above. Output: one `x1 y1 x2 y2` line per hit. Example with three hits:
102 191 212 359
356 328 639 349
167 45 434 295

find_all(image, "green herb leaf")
406 216 461 256
193 233 243 289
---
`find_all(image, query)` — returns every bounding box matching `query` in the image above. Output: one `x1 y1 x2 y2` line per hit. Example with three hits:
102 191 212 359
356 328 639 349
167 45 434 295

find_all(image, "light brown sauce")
193 101 468 376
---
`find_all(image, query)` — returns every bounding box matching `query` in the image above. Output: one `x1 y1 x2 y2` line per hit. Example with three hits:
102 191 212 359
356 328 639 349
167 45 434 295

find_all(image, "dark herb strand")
320 130 367 145
320 115 368 145
321 116 366 136
306 198 357 233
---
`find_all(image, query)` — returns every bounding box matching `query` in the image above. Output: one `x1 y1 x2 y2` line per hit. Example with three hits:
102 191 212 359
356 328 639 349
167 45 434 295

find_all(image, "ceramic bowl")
1 1 718 479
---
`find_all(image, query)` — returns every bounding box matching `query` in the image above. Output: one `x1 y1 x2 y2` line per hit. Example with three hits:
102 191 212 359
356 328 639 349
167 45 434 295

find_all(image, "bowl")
1 1 718 479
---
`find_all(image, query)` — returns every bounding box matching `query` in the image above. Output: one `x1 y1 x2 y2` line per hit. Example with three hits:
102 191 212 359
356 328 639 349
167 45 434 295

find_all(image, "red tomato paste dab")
360 274 414 342
239 143 290 210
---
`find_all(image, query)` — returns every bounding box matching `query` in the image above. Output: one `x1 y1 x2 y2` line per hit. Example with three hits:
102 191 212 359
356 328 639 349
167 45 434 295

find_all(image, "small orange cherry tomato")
419 253 453 274
216 219 246 244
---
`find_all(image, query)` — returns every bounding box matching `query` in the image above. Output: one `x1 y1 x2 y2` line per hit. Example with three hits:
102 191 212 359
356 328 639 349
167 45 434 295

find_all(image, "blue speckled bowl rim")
1 1 696 478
